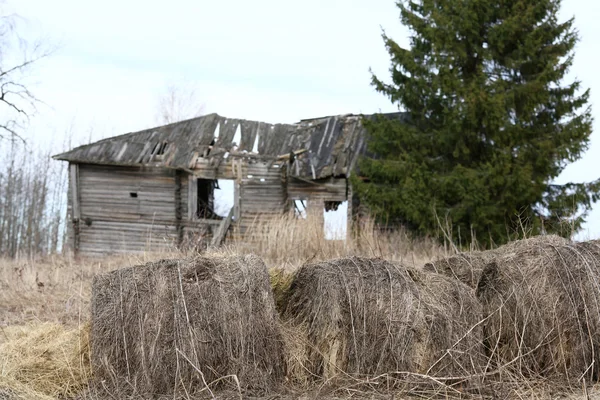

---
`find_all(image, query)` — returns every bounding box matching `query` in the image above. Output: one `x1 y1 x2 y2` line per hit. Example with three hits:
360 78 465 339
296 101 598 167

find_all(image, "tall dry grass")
228 213 445 270
1 214 444 327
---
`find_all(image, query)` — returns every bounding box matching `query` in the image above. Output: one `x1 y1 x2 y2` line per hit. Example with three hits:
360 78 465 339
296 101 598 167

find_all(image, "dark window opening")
130 192 138 198
197 179 222 219
152 141 169 156
324 201 341 212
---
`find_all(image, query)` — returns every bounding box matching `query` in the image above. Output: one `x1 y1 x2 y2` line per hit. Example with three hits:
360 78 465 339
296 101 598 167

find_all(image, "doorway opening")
323 200 347 240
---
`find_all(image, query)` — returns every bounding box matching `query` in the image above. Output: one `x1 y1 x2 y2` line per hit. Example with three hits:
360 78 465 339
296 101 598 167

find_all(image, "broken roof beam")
52 112 400 180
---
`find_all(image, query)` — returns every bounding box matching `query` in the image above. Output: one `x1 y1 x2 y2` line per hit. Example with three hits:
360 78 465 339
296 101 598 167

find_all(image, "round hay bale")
424 252 492 289
283 257 484 384
91 254 285 396
424 235 570 289
476 240 600 382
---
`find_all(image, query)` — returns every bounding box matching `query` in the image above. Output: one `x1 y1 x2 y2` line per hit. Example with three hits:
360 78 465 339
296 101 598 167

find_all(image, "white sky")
7 0 600 240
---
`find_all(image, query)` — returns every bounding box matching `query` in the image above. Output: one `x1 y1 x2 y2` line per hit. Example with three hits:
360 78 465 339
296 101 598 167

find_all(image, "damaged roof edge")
52 113 224 161
52 111 409 179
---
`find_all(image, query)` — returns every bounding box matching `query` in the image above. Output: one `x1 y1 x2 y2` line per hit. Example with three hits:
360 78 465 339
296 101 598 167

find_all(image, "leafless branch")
156 82 205 125
0 7 52 144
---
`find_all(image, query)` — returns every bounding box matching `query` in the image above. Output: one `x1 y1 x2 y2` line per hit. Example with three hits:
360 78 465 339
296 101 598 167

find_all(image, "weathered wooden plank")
69 164 80 221
287 177 347 202
347 182 354 237
234 181 241 221
76 164 180 255
188 175 197 220
210 207 234 248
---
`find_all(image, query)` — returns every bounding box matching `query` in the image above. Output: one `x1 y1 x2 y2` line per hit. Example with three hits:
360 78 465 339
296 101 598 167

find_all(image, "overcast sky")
7 0 600 240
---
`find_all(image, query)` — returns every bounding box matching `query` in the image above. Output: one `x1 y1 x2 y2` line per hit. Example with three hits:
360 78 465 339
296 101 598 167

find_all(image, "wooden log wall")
73 164 186 256
287 177 347 203
288 176 347 219
68 159 352 256
223 161 288 241
194 158 350 242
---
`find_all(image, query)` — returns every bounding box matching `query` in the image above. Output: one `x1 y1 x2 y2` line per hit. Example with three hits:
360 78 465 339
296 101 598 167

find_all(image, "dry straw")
0 323 90 399
91 254 286 397
282 256 485 389
424 235 570 289
476 239 600 382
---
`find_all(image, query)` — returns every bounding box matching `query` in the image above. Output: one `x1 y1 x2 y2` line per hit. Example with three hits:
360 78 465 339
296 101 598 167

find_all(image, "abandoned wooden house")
53 112 402 256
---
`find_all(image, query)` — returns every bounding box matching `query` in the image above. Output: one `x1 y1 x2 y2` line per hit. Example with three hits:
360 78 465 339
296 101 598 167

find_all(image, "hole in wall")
232 125 242 150
252 132 260 153
130 192 138 198
324 200 347 240
197 179 217 218
214 179 235 218
294 200 307 219
213 123 220 143
152 141 169 156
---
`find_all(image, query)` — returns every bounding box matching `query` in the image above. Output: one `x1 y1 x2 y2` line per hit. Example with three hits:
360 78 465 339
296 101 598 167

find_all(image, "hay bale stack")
91 254 285 395
476 240 600 382
424 235 570 289
283 257 484 382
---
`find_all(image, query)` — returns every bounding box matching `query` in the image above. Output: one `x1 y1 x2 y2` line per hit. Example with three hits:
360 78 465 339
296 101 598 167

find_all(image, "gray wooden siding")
79 165 177 223
75 164 183 255
230 162 288 239
287 177 347 203
68 160 352 256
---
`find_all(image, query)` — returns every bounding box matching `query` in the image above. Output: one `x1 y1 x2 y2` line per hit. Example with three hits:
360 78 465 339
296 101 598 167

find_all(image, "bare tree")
155 83 205 125
0 138 69 257
0 4 61 257
0 8 51 142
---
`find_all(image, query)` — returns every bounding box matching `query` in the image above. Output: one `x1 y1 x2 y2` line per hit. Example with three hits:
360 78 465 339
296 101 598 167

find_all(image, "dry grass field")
2 216 600 399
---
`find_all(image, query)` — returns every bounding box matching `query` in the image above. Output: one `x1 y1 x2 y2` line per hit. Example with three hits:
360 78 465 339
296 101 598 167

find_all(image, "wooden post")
233 181 240 221
69 164 80 221
188 175 197 220
346 179 353 241
210 207 234 248
69 163 80 253
175 171 183 247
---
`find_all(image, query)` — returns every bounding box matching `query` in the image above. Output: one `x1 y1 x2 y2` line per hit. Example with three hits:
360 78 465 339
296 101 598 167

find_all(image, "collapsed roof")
53 112 406 179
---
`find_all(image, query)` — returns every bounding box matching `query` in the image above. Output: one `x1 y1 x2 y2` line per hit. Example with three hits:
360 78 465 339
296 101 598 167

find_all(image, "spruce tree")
353 0 599 247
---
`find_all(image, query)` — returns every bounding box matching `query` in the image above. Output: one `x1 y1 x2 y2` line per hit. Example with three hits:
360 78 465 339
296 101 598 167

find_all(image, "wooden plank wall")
230 161 288 240
75 164 183 255
288 177 349 240
69 160 351 255
287 177 347 203
193 158 350 242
